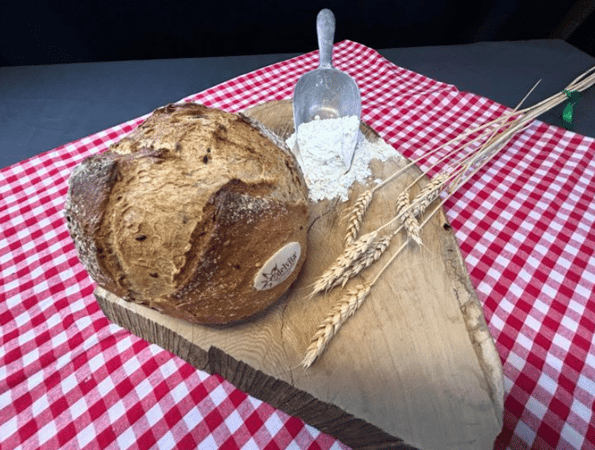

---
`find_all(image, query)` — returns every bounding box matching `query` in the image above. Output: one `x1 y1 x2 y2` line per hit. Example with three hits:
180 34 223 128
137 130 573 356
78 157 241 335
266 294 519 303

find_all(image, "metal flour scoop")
293 9 362 170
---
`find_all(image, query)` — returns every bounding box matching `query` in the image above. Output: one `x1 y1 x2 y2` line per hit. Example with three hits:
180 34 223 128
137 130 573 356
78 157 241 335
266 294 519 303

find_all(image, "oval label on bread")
254 242 301 290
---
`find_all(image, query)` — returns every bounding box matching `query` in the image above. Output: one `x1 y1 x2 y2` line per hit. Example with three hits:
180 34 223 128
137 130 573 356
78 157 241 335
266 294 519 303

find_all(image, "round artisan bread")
64 103 309 324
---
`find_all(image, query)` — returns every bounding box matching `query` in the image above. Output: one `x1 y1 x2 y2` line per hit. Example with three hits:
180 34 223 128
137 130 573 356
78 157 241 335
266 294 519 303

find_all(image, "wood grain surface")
96 100 504 450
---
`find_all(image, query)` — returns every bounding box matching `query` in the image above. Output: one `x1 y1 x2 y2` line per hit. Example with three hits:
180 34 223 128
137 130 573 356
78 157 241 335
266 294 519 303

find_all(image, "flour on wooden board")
286 116 401 202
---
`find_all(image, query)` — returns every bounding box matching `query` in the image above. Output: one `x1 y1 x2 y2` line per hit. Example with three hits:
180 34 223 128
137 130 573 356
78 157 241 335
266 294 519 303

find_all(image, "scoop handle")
317 9 335 69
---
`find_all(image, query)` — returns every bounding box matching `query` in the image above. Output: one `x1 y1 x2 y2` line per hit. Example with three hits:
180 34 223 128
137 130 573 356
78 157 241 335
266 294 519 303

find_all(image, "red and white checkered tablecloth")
1 40 594 449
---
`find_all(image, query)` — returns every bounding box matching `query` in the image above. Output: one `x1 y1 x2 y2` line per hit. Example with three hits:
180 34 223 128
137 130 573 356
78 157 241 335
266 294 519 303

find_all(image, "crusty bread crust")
65 103 309 324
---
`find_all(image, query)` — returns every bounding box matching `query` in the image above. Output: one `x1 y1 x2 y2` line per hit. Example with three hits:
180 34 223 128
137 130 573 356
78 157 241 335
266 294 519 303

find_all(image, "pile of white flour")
286 116 400 202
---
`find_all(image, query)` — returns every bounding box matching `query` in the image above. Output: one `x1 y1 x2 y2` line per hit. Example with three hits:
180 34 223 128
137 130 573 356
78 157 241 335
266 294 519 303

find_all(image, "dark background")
0 0 593 67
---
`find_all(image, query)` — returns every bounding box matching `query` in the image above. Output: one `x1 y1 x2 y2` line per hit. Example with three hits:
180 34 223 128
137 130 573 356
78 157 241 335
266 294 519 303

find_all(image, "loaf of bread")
65 103 309 324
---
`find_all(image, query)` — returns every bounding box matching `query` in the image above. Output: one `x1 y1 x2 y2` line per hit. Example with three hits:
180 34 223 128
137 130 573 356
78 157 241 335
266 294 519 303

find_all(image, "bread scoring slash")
64 103 309 325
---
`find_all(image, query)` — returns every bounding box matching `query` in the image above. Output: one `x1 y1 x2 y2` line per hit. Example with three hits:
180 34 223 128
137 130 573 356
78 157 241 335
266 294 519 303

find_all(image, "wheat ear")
344 190 374 246
403 213 422 246
394 189 409 213
312 231 377 294
395 188 422 246
301 283 372 368
409 171 451 218
331 234 393 290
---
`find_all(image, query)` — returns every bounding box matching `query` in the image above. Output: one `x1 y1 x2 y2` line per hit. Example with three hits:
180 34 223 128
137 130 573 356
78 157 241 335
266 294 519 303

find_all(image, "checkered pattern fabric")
1 40 594 449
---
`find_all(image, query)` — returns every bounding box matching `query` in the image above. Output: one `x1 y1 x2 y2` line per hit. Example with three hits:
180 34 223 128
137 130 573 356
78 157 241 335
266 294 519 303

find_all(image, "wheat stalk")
339 93 531 246
369 76 544 221
403 213 422 246
393 188 421 245
311 264 349 296
302 67 595 368
344 190 373 246
303 111 524 366
374 169 453 236
395 189 409 213
332 234 393 289
301 283 372 368
311 231 377 294
409 171 452 218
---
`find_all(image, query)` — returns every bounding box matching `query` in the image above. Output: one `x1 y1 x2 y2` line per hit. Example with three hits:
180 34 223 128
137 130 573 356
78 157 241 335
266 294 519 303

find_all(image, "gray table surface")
1 39 594 170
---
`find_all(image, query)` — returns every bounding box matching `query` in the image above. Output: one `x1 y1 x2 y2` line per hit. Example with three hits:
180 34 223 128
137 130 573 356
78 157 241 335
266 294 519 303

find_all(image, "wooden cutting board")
96 100 504 450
